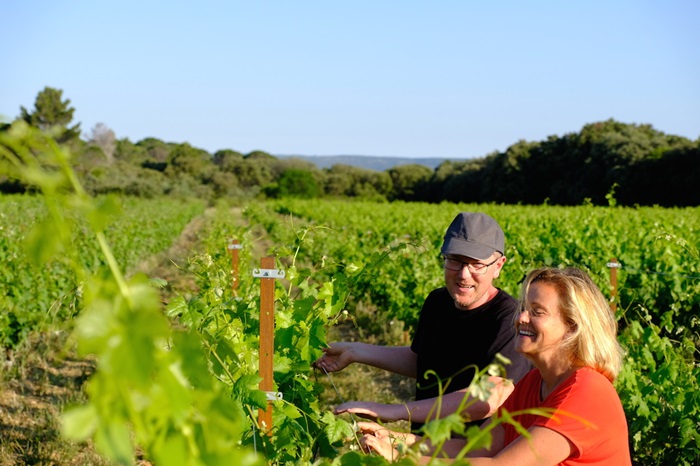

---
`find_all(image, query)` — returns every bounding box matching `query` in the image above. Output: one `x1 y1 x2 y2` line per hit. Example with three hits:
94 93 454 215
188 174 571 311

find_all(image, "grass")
0 330 111 466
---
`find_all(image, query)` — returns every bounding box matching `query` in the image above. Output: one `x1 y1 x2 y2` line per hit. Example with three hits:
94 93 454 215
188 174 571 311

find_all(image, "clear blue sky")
3 1 699 159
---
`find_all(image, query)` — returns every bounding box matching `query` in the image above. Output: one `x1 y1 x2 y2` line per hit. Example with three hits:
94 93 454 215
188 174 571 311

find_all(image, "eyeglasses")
443 255 501 275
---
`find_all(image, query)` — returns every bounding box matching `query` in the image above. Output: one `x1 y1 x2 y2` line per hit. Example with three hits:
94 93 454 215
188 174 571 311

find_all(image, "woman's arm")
335 376 514 423
359 419 572 465
465 426 573 466
357 418 500 463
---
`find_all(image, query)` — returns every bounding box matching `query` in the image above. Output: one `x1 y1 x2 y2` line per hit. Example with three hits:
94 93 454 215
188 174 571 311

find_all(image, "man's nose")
457 264 473 277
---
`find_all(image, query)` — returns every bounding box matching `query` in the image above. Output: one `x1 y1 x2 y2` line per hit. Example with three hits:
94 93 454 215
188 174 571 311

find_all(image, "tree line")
2 86 698 206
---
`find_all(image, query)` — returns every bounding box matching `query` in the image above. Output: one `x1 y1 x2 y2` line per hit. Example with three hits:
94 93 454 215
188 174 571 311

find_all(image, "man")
314 212 531 429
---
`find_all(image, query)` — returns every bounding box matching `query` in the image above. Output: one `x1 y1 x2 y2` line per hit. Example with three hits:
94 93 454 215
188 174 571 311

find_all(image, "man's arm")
314 342 417 377
334 376 514 423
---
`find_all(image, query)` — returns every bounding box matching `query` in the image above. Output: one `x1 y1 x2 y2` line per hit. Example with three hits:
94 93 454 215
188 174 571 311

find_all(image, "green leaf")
159 362 194 424
153 434 188 466
61 404 99 440
293 295 316 321
166 295 189 318
322 412 355 444
421 413 465 444
247 389 268 410
87 195 122 232
337 451 365 465
94 420 134 465
23 218 63 264
279 401 303 421
150 277 168 289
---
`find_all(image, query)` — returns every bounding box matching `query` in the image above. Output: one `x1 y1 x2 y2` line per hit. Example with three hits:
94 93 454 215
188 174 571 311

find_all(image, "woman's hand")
357 422 402 461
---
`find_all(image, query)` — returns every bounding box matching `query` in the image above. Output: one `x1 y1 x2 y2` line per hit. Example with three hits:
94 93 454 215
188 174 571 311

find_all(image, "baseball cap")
440 212 505 260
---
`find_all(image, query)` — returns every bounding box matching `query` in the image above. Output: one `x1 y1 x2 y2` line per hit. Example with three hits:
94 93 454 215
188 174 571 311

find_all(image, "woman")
359 267 631 465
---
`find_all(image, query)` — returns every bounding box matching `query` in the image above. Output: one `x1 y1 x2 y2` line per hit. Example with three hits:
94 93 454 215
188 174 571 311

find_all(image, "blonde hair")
519 267 624 381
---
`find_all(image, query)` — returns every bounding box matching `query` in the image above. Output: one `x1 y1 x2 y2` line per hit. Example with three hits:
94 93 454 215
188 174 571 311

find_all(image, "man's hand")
335 401 407 422
313 342 356 373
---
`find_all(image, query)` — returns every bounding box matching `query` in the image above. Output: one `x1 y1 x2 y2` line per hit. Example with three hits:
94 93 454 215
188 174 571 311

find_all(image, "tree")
137 138 171 163
114 138 148 164
19 87 81 144
387 164 433 201
213 149 244 171
425 159 480 203
273 169 320 198
165 143 214 181
245 150 276 161
323 164 391 199
208 171 242 198
88 123 116 162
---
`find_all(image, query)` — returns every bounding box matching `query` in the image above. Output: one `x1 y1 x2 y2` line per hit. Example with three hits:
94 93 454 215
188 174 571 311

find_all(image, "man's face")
443 252 506 310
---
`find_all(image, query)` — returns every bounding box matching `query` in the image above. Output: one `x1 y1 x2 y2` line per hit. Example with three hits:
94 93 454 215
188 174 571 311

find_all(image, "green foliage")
0 192 204 347
387 164 432 201
617 310 700 465
245 150 276 160
81 160 172 197
65 272 259 466
166 143 215 180
1 120 264 465
431 120 698 206
213 149 244 170
137 137 172 163
19 86 81 144
0 122 205 348
7 85 700 206
166 216 364 463
266 168 321 199
323 165 392 200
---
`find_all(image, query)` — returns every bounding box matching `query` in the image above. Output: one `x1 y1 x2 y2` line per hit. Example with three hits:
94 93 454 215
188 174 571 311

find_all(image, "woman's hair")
518 267 624 381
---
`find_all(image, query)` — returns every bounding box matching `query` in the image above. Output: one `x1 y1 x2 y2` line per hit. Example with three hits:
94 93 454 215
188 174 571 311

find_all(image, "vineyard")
1 126 699 465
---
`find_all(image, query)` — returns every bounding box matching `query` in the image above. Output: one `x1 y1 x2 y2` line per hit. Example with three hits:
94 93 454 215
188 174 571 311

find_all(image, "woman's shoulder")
569 367 615 390
555 367 621 409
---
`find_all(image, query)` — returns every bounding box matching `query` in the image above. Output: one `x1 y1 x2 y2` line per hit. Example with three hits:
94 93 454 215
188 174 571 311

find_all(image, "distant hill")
276 154 469 171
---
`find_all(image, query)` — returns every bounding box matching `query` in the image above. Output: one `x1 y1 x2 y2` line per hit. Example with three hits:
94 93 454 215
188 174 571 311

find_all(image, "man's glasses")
443 255 501 275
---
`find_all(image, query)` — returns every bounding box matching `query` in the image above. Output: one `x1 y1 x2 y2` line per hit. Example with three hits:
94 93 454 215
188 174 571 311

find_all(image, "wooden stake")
258 256 275 432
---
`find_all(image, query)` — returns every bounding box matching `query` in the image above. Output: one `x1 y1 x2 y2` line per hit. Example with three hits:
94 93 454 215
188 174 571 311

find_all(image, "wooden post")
607 258 620 313
228 239 241 294
257 256 276 432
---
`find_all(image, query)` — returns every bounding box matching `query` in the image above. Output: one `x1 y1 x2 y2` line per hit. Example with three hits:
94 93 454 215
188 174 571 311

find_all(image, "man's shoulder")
425 286 451 301
488 289 519 313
